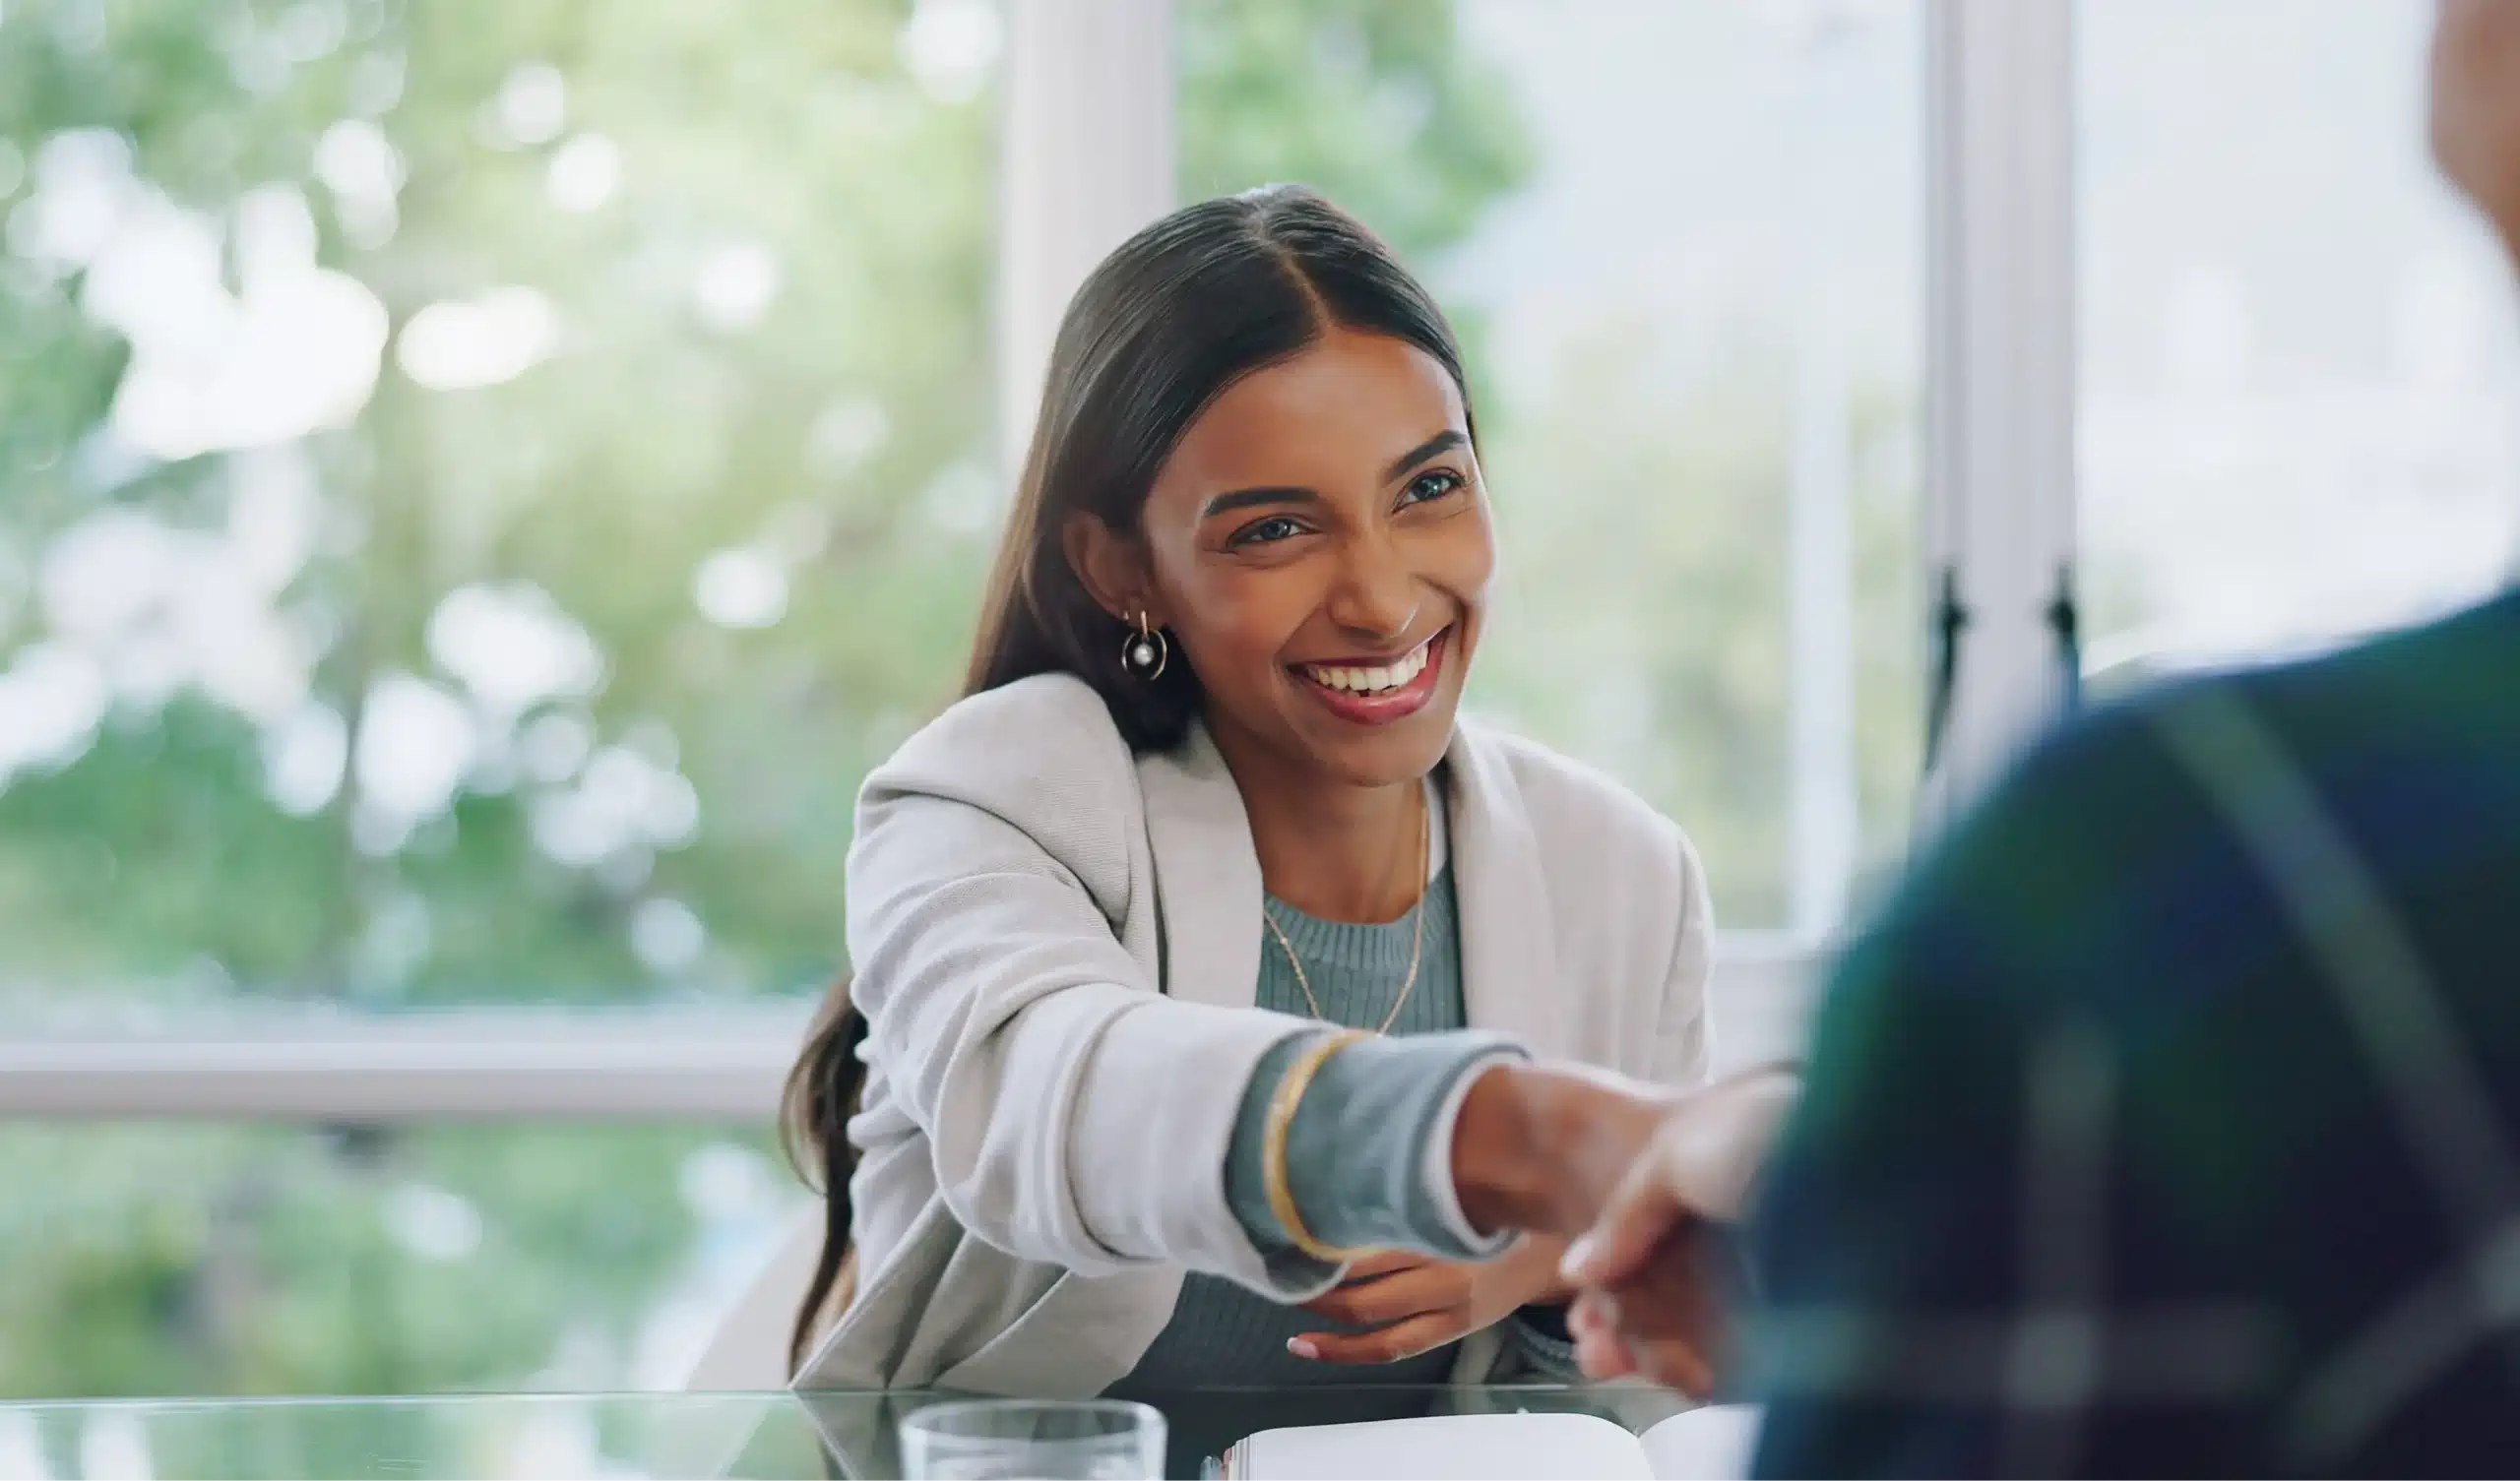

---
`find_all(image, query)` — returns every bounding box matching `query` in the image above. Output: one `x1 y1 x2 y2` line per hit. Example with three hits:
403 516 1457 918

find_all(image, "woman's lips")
1290 629 1447 727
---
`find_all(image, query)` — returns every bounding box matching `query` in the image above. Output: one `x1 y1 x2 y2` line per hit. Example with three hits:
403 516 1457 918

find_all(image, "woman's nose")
1324 532 1420 642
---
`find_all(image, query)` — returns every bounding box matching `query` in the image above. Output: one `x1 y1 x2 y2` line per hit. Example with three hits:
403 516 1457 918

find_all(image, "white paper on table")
1219 1404 1761 1480
1636 1405 1761 1480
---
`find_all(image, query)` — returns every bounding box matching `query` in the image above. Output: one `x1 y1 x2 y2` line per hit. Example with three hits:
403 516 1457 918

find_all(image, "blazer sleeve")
1653 824 1716 1088
845 770 1328 1294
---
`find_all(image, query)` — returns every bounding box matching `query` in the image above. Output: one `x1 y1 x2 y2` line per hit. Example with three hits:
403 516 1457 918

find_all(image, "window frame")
1922 0 2080 837
1 1007 800 1121
13 0 2075 1118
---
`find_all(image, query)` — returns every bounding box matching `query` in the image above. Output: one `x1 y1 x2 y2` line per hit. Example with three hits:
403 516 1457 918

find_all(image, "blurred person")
1562 2 2520 1472
781 186 1720 1401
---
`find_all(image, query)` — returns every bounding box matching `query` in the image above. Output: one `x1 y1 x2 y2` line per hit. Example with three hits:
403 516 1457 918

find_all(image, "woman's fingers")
1289 1312 1459 1365
1336 1249 1427 1282
1298 1264 1467 1325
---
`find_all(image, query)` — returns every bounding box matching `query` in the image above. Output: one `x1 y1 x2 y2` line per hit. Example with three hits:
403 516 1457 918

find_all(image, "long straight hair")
780 185 1475 1371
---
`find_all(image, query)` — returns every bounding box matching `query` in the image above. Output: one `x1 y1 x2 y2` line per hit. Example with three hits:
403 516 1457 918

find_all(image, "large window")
2078 0 2520 684
0 0 977 1395
1181 0 1927 935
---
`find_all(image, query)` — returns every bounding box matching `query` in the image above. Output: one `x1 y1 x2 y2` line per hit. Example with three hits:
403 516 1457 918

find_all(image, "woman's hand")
1559 1067 1799 1393
1287 1238 1571 1365
1414 1060 1797 1393
1447 1063 1678 1238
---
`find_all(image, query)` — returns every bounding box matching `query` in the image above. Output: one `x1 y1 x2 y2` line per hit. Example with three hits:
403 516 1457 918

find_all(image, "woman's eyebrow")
1200 484 1321 519
1383 429 1467 481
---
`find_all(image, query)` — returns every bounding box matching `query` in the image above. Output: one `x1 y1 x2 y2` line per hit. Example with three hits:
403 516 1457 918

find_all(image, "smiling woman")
1077 333 1490 812
784 187 1718 1401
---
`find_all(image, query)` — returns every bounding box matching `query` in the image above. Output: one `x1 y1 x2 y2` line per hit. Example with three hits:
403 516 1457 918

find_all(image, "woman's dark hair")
781 185 1475 1372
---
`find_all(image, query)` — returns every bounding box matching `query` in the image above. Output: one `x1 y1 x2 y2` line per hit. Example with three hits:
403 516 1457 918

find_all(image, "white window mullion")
1921 0 2079 833
0 1010 805 1122
996 0 1177 472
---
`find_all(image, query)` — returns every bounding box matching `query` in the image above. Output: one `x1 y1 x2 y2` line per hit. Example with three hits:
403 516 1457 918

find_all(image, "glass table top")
0 1385 1700 1479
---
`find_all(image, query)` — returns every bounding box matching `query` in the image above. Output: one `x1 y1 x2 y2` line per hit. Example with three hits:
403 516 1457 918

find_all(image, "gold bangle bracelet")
1263 1029 1374 1265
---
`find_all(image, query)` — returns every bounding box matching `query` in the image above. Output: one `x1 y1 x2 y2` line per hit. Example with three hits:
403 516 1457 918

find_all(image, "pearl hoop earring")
1120 608 1169 681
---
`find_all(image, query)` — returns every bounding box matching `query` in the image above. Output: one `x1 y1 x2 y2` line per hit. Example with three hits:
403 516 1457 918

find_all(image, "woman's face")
2431 0 2520 248
1110 326 1495 791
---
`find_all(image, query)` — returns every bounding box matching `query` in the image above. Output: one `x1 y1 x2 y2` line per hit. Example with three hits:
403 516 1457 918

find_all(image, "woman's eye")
1400 469 1465 507
1232 515 1308 547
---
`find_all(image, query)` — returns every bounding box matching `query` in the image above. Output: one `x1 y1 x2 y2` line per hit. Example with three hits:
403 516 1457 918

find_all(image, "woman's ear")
1062 512 1164 626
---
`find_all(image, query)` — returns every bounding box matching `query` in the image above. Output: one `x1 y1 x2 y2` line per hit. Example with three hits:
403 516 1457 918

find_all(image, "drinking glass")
898 1398 1166 1480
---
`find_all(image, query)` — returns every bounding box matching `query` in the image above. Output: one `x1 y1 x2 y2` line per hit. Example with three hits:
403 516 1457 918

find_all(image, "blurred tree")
0 0 1539 1401
1177 0 1532 260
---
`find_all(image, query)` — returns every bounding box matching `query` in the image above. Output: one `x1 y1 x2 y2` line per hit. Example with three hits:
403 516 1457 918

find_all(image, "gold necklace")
1262 789 1430 1036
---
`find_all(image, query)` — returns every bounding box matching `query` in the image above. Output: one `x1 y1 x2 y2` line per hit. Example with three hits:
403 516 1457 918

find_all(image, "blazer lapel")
1444 722 1569 1058
1134 726 1265 1011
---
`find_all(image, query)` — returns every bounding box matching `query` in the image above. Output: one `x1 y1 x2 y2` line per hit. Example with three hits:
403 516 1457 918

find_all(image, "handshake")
1446 1060 1798 1393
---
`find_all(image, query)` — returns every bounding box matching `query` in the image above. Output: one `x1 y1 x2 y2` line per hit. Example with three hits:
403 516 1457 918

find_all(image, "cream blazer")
794 673 1712 1393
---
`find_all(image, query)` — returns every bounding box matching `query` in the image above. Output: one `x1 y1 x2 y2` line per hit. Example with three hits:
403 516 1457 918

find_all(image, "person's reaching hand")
1559 1068 1798 1391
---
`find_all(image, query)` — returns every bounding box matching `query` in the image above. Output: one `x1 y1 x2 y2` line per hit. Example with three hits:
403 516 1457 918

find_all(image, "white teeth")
1302 642 1430 695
